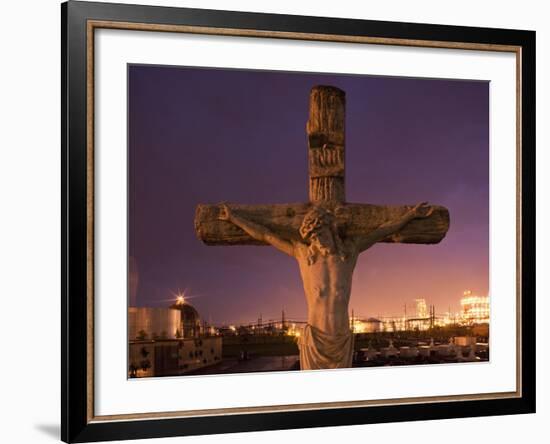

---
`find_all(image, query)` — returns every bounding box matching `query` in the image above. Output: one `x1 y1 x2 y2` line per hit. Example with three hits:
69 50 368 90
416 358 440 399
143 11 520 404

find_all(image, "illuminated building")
352 318 382 333
128 298 221 377
170 295 202 338
380 316 407 332
415 299 428 318
460 291 490 324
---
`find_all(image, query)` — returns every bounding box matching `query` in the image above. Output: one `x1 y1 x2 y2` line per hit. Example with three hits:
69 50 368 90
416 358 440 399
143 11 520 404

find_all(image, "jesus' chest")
296 247 357 300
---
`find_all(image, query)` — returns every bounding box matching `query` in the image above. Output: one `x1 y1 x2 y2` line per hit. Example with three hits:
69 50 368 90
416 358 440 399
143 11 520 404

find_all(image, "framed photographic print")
61 1 536 442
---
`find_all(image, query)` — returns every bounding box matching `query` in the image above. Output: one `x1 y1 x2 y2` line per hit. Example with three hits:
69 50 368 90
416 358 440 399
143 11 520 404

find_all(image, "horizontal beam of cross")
195 203 450 246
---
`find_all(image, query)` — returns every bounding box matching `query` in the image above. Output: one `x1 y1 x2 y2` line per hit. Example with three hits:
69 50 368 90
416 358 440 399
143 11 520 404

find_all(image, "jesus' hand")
409 202 434 219
218 204 233 222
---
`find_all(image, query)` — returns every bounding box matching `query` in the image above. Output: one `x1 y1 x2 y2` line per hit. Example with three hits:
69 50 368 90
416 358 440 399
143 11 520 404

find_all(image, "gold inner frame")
86 19 523 423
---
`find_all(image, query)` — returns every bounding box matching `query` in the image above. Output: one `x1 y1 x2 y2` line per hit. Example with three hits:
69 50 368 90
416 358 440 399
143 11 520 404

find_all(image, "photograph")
127 65 490 378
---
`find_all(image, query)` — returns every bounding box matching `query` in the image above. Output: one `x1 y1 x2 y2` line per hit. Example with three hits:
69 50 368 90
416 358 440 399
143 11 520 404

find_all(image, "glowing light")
461 293 489 324
352 320 366 333
286 326 301 338
174 290 187 305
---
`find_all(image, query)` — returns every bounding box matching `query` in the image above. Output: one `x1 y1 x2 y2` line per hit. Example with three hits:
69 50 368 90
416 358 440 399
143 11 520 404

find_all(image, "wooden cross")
194 85 449 247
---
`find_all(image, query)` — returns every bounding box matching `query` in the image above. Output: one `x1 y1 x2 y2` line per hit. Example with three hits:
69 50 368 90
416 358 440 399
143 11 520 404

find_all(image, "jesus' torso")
294 241 359 335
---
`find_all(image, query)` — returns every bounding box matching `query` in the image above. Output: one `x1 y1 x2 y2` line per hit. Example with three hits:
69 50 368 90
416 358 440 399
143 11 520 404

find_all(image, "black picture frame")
62 1 536 442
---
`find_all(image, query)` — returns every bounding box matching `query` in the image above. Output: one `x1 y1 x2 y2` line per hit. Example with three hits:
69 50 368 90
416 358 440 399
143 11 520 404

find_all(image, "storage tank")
128 307 181 340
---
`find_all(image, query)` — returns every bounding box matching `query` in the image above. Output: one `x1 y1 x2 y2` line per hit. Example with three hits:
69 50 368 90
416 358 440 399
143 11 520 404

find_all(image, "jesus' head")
299 206 345 264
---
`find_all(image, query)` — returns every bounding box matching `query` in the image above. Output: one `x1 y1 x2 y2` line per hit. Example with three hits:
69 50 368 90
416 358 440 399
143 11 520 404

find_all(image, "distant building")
128 301 222 377
170 299 202 338
407 317 431 331
415 299 428 318
380 317 407 332
353 317 382 333
461 291 490 324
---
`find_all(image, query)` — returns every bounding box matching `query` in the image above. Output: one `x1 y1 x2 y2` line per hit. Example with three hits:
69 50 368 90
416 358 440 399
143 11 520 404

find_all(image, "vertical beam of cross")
307 86 346 205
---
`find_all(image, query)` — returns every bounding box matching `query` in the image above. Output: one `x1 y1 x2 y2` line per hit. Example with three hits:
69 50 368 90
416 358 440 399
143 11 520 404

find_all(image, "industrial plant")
128 295 221 378
128 290 489 377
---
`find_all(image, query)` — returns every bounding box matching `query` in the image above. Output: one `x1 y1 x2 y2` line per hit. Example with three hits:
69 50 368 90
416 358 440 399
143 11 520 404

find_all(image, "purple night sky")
128 64 489 325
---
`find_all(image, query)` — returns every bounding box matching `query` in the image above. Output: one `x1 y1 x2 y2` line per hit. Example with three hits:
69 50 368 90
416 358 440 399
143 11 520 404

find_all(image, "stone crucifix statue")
194 86 450 370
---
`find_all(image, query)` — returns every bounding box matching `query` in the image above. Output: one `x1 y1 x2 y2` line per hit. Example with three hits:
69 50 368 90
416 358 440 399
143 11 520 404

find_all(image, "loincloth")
298 324 354 370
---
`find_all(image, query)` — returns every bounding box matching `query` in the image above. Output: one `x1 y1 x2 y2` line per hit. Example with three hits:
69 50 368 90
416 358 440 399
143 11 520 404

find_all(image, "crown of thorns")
299 207 334 239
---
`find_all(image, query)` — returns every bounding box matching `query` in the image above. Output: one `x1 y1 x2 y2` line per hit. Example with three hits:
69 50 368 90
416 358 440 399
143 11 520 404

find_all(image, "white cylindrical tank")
128 307 181 340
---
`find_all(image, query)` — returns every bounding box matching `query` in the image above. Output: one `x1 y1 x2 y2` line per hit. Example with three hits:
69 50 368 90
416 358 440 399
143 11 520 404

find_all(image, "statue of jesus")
218 202 434 370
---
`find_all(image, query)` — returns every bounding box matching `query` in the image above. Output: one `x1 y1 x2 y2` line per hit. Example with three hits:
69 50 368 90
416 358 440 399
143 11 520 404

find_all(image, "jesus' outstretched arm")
355 202 435 252
218 204 295 256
